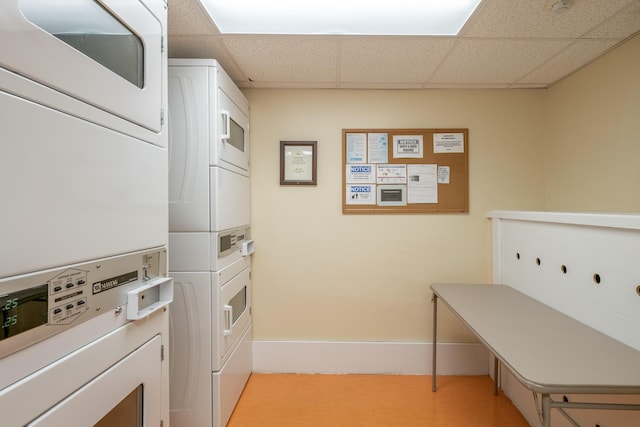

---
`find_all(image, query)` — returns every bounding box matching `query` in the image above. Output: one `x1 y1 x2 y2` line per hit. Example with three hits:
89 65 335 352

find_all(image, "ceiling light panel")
199 0 483 35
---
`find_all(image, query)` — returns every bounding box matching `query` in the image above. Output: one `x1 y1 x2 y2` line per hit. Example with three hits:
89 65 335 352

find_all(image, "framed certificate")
280 141 317 185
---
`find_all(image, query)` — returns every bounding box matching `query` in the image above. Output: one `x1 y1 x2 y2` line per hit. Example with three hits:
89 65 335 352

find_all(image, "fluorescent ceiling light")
199 0 483 36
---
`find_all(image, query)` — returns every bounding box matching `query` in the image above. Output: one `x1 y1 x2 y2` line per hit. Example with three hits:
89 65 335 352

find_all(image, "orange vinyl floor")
227 374 530 427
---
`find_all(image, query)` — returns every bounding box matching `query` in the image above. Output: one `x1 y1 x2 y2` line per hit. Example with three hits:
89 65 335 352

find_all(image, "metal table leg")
494 356 500 395
542 394 551 427
432 294 438 392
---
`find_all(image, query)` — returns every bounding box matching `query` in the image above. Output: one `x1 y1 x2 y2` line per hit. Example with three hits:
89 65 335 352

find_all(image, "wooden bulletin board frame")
342 128 469 214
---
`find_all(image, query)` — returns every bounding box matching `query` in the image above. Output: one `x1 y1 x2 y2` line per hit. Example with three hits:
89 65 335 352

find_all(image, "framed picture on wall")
280 141 317 186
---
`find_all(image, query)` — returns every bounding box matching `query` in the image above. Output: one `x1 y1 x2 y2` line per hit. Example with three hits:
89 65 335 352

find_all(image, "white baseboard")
252 341 489 375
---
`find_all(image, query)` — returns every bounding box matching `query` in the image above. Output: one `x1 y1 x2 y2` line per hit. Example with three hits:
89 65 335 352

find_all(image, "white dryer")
170 257 252 427
168 58 250 233
0 0 168 279
0 1 170 424
168 59 253 427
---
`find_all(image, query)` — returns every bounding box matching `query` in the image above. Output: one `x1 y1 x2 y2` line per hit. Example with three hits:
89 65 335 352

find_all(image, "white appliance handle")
240 239 255 256
126 277 174 320
220 110 231 140
223 304 233 336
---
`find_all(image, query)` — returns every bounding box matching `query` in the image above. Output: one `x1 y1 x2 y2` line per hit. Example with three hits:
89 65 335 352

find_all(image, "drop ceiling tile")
251 81 338 89
167 35 250 83
517 39 624 85
221 36 339 85
168 0 218 35
464 0 635 38
168 0 639 89
338 37 456 85
338 82 424 89
168 35 227 60
424 83 511 89
585 1 640 39
430 39 571 85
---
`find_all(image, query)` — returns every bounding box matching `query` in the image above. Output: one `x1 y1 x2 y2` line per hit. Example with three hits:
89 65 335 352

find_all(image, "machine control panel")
0 248 168 359
49 268 90 326
218 226 252 258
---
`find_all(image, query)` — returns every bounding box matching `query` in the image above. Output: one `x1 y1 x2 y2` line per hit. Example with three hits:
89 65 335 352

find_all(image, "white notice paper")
346 184 376 205
393 135 423 158
367 133 388 163
346 133 367 163
433 133 464 153
376 164 407 184
407 164 438 203
437 166 450 184
346 164 375 183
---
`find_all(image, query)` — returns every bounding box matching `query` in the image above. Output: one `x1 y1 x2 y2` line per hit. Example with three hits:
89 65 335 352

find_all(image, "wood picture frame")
280 141 317 186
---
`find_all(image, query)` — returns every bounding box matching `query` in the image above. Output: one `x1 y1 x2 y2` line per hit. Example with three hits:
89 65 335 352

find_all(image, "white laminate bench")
431 211 640 427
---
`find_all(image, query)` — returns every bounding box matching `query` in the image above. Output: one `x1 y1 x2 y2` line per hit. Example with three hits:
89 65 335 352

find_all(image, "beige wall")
246 33 638 344
246 89 546 342
545 34 640 211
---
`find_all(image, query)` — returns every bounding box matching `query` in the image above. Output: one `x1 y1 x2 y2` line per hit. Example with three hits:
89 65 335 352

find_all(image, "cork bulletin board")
342 128 469 214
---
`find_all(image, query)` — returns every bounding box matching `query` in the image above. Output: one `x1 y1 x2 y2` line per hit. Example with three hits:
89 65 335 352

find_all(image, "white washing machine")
168 59 253 427
0 249 173 426
170 256 252 427
0 0 168 279
0 0 171 424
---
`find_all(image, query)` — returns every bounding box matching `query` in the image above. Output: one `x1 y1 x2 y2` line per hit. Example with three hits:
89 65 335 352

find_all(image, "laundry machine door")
169 272 214 427
0 0 165 135
26 335 162 426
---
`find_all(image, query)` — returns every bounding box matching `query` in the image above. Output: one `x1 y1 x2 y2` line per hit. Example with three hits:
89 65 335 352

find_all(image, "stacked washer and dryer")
0 1 173 425
168 59 254 427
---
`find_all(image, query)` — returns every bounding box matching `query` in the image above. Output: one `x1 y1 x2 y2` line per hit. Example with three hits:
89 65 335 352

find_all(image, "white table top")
431 283 640 394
